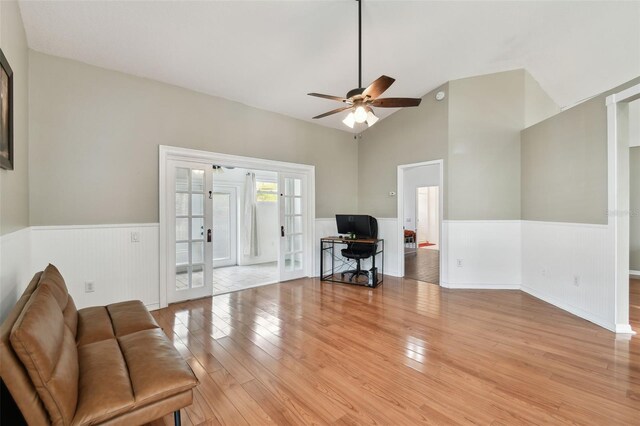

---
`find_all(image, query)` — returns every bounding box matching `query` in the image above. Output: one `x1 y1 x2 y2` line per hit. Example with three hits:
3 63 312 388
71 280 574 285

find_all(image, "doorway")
159 146 315 307
397 161 443 284
210 168 280 295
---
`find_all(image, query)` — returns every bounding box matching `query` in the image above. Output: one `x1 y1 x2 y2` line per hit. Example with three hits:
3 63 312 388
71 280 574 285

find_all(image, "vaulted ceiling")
18 1 640 131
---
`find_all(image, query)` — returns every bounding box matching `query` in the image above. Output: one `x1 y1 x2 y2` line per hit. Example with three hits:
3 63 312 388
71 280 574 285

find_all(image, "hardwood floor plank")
150 276 640 425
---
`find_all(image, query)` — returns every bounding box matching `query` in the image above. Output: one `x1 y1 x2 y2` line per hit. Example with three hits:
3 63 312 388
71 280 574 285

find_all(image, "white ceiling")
18 0 640 132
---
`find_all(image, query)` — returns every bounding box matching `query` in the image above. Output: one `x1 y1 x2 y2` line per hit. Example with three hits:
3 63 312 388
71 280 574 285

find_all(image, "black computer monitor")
335 215 377 238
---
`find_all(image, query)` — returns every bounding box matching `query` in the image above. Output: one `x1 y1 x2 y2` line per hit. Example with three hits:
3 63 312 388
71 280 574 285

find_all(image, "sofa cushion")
10 284 79 426
76 306 115 347
107 300 159 337
73 339 135 425
118 329 198 407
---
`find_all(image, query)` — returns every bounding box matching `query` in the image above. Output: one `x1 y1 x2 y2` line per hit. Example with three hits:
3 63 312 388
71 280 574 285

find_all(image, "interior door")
167 160 213 303
212 186 237 268
279 173 307 281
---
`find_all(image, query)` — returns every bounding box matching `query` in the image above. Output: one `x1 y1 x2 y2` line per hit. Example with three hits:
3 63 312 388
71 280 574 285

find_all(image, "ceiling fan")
308 0 422 129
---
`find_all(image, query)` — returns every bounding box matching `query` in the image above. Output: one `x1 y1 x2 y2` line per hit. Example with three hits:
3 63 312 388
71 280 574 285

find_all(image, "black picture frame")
0 48 13 171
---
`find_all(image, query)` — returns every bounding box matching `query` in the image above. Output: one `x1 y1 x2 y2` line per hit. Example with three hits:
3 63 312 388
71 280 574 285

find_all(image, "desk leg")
320 241 324 281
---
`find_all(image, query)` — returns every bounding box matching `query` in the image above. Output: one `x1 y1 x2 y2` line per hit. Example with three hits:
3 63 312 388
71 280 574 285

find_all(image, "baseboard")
615 324 636 334
440 281 520 290
521 285 615 332
630 270 640 278
145 303 160 311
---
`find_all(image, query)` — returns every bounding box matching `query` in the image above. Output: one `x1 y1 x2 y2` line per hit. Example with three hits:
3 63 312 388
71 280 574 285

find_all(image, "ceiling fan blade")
371 97 422 108
362 75 395 99
312 106 352 119
308 93 348 102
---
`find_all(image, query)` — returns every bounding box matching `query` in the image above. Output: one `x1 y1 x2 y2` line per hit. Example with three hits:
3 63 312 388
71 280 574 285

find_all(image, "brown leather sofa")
0 264 198 425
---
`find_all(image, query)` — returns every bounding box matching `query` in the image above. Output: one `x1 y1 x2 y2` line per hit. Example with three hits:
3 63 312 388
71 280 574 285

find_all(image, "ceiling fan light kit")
308 0 422 130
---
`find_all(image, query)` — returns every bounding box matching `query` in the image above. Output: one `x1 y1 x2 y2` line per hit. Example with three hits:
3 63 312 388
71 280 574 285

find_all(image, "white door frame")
607 83 640 334
397 160 445 280
159 145 316 308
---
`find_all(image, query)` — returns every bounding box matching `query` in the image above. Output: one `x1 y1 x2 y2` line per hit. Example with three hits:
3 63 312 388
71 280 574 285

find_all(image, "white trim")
615 324 636 334
397 160 445 280
607 83 640 334
444 219 521 224
145 303 160 311
31 223 159 231
441 282 520 290
0 226 31 242
159 145 316 309
606 85 640 106
520 220 608 229
521 285 616 332
630 270 640 277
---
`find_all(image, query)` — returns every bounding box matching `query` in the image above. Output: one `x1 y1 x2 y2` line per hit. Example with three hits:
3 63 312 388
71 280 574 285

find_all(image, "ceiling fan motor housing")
346 87 366 99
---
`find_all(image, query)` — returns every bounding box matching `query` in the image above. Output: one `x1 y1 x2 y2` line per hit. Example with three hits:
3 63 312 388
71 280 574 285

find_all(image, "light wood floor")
150 277 640 425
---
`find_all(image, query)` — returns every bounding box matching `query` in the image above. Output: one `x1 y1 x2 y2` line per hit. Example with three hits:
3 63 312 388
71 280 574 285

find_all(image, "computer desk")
320 237 384 288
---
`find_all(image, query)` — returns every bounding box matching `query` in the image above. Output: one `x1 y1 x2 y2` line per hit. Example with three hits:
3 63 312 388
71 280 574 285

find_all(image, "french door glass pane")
192 265 204 288
192 194 204 216
176 243 188 265
212 193 231 261
192 242 204 264
176 218 188 241
191 217 204 240
191 170 204 192
176 194 189 216
176 168 189 192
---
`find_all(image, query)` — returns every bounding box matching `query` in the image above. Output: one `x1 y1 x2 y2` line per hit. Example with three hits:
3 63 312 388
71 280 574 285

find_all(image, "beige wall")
521 76 640 225
28 52 357 225
357 84 449 218
0 0 29 236
524 71 561 128
631 146 640 271
357 69 556 221
447 70 527 220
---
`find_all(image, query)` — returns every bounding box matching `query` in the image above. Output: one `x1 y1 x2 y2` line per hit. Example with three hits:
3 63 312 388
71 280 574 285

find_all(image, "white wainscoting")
7 219 629 333
521 220 615 331
314 218 399 278
0 227 32 321
442 220 521 289
30 224 160 311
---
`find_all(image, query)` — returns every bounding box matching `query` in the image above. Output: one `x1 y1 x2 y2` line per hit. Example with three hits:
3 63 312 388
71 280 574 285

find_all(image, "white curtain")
242 173 260 256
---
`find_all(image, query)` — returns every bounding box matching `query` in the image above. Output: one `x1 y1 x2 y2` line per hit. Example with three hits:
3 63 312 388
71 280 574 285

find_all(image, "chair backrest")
0 272 50 425
345 217 378 255
0 264 80 426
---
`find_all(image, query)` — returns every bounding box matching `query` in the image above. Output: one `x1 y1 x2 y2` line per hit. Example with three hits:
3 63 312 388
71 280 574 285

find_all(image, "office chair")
341 217 378 282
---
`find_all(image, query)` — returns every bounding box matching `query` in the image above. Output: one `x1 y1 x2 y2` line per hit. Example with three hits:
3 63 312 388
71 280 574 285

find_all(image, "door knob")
207 229 212 242
281 225 285 237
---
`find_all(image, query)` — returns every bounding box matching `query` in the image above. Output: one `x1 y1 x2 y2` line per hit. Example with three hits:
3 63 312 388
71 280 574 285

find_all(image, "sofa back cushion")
0 272 50 425
40 264 78 337
10 284 79 426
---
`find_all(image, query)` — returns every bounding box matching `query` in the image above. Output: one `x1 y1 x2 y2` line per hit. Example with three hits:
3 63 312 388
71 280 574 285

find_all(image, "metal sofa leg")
174 410 181 426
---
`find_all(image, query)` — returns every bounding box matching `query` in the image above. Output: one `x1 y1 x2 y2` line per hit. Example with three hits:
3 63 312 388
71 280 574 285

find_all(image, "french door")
279 173 307 281
212 186 238 268
167 160 213 303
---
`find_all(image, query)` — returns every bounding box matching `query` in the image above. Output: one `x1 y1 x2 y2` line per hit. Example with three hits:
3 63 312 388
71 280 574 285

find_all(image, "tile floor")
213 261 278 295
